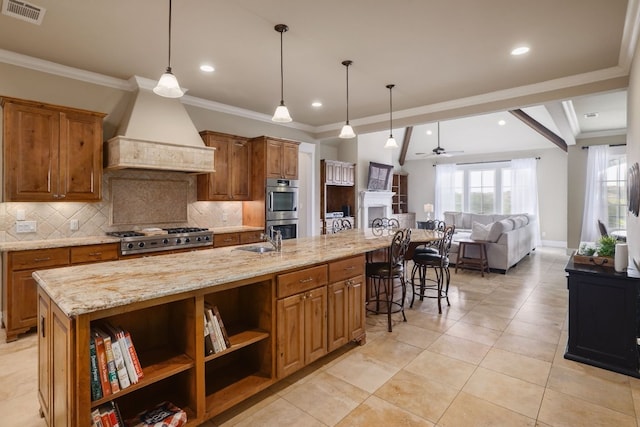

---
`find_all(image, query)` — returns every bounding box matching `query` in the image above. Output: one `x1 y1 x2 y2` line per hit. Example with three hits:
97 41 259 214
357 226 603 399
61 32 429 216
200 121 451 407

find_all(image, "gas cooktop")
107 228 213 256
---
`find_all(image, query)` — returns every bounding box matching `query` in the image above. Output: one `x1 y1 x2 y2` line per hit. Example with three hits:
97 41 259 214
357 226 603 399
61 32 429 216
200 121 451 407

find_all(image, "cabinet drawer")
277 265 328 298
329 255 365 283
10 248 70 270
214 233 240 247
240 230 263 244
70 244 119 264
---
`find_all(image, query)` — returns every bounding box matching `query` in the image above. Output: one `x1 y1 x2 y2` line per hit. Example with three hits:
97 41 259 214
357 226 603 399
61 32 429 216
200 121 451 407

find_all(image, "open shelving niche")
85 276 275 424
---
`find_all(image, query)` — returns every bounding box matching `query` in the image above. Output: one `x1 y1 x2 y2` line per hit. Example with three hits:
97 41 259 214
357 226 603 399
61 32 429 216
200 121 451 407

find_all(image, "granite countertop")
0 236 122 252
34 229 406 318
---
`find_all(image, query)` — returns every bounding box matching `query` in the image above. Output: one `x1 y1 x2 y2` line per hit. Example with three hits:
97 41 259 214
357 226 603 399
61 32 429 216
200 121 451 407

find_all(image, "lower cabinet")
3 244 118 342
328 255 366 351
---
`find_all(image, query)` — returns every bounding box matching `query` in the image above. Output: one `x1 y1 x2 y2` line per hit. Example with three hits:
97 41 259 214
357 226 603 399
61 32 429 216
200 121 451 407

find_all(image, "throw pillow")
486 219 513 242
470 221 492 241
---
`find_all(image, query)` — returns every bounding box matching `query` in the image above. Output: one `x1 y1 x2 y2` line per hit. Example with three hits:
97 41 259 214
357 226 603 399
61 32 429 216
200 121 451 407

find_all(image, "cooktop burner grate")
107 231 144 238
163 227 209 234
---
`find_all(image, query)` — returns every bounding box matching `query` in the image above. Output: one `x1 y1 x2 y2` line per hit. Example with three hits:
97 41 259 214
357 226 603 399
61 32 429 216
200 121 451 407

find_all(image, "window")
502 169 512 214
469 169 495 213
604 153 627 230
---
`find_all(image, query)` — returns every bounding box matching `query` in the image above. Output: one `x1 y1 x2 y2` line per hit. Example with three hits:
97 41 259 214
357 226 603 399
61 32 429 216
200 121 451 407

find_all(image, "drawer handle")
33 257 51 262
88 252 102 256
344 266 355 270
224 238 234 242
299 277 314 284
41 316 45 338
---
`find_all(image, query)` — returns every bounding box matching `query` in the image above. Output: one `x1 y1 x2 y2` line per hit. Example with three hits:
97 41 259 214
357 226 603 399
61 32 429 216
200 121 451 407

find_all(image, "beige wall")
627 39 640 268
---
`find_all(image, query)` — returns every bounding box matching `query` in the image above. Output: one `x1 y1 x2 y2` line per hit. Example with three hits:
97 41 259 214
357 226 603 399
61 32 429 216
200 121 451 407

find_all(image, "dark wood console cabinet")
565 256 640 377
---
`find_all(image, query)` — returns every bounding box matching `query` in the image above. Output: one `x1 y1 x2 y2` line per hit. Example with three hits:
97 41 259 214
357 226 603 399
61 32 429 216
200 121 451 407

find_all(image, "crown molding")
619 0 640 70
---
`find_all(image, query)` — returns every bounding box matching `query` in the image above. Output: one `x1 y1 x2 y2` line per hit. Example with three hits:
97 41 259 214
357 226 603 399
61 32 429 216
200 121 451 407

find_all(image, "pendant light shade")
384 84 398 149
154 0 184 98
339 60 356 139
272 24 292 123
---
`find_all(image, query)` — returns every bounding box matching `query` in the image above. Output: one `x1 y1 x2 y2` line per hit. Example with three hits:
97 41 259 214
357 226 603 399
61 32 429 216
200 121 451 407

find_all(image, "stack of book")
90 323 144 401
91 401 124 427
203 304 230 356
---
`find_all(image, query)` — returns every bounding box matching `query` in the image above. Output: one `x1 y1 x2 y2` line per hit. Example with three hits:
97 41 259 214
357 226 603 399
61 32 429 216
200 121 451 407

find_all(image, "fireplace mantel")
360 191 394 228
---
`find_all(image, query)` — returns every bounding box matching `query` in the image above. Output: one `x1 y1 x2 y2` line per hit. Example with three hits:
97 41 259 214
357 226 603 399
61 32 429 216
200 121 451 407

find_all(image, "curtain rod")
581 143 626 150
433 157 540 167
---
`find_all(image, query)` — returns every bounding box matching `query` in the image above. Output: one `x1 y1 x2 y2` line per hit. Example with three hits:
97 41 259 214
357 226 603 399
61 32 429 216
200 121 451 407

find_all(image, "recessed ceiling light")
426 130 433 135
200 64 215 72
511 46 530 56
584 112 599 118
311 101 322 107
498 119 506 126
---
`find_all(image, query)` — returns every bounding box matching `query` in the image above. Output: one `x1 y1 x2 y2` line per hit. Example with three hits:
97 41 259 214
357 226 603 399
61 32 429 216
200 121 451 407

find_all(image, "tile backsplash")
0 169 244 242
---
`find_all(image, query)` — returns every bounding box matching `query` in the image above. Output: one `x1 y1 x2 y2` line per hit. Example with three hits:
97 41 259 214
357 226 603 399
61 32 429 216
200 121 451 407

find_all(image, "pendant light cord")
346 63 350 124
279 29 284 105
167 0 173 71
388 84 394 137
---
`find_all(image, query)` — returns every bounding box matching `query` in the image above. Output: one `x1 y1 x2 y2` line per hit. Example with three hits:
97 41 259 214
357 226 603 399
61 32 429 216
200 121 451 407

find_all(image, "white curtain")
580 145 609 243
435 163 457 219
510 158 541 245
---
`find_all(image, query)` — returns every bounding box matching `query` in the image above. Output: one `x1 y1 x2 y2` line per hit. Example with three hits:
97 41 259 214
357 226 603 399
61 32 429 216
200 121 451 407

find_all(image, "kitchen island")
34 229 426 426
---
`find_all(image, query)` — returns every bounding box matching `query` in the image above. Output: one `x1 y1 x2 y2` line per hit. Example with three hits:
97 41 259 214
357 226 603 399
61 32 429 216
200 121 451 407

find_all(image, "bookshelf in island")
34 231 386 426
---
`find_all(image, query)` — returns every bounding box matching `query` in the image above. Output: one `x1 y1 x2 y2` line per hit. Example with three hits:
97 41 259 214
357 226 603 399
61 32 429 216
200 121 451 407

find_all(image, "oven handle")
268 192 273 212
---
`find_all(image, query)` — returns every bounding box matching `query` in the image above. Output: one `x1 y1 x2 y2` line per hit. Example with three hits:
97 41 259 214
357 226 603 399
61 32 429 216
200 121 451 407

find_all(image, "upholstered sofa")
442 211 537 273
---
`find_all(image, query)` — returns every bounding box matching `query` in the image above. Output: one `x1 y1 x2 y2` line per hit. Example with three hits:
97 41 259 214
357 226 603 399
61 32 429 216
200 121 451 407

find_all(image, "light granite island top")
34 229 442 318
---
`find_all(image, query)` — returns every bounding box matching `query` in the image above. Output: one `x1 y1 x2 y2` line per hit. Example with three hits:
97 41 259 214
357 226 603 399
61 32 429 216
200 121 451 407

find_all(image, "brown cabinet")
328 255 366 351
276 265 328 378
2 243 118 342
2 97 105 202
197 131 252 201
321 159 356 234
38 289 75 426
214 230 263 248
392 172 408 214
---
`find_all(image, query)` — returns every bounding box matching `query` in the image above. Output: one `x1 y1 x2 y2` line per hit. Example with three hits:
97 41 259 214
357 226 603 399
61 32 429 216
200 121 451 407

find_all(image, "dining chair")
332 218 353 233
366 228 412 332
410 225 455 313
414 220 446 256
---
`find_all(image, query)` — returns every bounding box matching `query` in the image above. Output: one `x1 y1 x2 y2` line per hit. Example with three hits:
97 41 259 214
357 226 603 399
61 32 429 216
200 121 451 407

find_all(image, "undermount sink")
237 245 275 253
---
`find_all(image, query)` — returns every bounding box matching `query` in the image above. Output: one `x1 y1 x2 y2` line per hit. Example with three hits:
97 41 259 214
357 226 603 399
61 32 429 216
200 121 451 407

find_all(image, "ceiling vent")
2 0 46 25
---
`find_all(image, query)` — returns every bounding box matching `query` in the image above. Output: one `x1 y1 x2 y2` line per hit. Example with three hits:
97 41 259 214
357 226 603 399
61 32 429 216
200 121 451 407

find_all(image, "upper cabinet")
2 97 105 202
260 137 299 180
197 131 252 201
323 160 355 186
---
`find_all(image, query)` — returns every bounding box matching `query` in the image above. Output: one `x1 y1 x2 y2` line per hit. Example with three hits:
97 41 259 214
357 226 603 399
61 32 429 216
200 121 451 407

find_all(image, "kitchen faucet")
260 229 282 252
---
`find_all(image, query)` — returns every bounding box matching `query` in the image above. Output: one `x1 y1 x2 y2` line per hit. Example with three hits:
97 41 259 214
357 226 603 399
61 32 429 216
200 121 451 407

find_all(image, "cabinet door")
282 142 298 179
10 270 39 332
344 164 355 186
199 134 231 200
277 293 305 378
304 286 327 365
328 281 349 352
37 290 51 425
230 138 251 200
266 140 283 179
325 161 336 185
51 303 74 427
3 101 60 201
58 111 102 201
348 275 366 341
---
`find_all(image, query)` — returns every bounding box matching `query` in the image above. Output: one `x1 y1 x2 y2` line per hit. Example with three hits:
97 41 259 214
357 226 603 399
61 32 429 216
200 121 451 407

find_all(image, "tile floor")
3 247 640 426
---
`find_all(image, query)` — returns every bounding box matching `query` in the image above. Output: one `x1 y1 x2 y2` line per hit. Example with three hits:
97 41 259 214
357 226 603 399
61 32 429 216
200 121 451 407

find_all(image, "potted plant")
575 237 616 268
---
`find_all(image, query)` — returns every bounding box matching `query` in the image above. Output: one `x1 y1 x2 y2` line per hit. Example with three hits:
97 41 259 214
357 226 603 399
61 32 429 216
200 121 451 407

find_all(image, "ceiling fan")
423 122 464 157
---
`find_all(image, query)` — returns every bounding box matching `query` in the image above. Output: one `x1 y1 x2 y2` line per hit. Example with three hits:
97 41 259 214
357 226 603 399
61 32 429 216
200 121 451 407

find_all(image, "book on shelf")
92 328 112 398
204 308 221 353
94 327 120 394
122 328 144 380
89 335 102 401
126 401 187 427
212 305 231 348
205 304 227 352
203 317 214 356
91 401 124 427
212 315 227 352
100 323 131 390
91 408 104 427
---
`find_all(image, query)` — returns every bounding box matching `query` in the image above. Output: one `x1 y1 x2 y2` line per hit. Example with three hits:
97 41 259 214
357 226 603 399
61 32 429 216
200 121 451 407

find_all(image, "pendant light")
384 84 398 149
272 24 292 123
339 60 356 139
153 0 184 98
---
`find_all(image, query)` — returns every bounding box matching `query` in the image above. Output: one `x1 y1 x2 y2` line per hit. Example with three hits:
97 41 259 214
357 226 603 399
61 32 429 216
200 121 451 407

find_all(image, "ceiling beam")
399 126 413 166
509 109 568 152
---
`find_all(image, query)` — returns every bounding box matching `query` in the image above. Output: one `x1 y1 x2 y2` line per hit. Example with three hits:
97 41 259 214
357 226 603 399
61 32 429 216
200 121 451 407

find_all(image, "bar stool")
455 238 490 276
366 228 411 332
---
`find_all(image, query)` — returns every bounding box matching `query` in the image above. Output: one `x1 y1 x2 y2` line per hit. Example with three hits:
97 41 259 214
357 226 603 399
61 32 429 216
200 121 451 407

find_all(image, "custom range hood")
106 77 215 173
